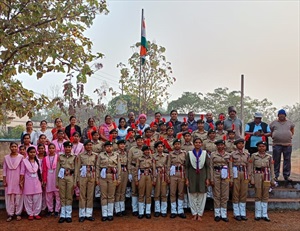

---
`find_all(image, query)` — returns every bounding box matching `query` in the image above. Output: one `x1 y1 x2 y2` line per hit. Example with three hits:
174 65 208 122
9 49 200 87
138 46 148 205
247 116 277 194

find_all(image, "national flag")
140 9 148 65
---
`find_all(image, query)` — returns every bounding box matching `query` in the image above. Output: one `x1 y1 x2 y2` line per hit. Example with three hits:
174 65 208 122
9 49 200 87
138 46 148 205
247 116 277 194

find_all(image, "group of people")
2 107 295 224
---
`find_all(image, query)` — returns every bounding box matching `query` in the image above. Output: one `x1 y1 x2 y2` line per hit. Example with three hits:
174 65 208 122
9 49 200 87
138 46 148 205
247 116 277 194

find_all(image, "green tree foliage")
0 0 108 122
0 125 24 139
168 88 277 122
167 92 203 113
107 95 139 116
117 41 175 114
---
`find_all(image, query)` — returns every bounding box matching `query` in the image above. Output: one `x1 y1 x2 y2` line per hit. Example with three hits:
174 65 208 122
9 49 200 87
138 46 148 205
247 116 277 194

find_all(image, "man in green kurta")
185 138 210 221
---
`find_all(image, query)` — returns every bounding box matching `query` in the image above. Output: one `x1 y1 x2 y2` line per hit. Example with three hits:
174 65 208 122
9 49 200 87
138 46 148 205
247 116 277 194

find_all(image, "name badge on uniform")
59 152 64 155
48 169 54 173
31 173 37 178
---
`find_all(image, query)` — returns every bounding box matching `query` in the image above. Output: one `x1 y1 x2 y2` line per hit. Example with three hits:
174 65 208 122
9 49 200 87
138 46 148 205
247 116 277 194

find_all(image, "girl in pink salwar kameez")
3 142 24 222
37 144 47 211
21 146 43 220
42 143 61 217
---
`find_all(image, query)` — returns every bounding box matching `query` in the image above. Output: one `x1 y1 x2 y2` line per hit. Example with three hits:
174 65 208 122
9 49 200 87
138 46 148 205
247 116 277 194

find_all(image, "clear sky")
18 0 300 109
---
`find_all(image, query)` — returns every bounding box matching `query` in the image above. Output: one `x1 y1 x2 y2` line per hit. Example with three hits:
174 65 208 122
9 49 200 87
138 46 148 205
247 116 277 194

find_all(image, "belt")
65 169 74 176
121 165 127 172
140 169 152 175
175 166 182 171
131 163 136 167
255 167 266 171
214 166 223 170
234 165 246 171
106 167 117 174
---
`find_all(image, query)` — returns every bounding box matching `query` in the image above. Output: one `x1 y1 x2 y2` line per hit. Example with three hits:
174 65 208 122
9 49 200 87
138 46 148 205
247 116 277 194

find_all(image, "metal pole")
138 9 143 115
240 74 244 137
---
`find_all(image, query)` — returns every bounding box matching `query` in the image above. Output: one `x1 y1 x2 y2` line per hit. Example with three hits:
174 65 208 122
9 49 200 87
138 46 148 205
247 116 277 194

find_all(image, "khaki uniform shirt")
135 154 156 182
167 149 186 169
210 151 232 182
181 142 194 152
203 139 217 154
250 152 275 183
125 139 136 152
116 150 128 169
76 151 97 179
154 152 169 181
215 131 226 141
127 146 143 175
92 140 103 154
96 151 121 179
56 153 77 184
192 130 208 141
225 140 236 153
231 149 251 176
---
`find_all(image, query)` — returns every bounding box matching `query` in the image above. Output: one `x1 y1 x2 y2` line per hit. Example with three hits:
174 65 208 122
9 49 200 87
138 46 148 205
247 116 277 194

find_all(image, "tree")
167 92 203 113
0 0 109 123
168 88 277 123
107 95 139 116
117 41 175 114
0 125 24 139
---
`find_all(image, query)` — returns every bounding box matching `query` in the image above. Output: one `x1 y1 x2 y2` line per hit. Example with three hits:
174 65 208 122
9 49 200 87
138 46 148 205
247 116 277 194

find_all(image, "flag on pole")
140 9 148 65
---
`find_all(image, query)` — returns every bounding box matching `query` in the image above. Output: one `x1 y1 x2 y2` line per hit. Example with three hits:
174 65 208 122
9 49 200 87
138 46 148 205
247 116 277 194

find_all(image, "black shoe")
54 212 59 218
170 213 176 218
154 212 160 217
145 214 151 219
178 213 186 219
132 211 138 216
46 212 52 217
138 215 144 219
161 213 167 217
116 212 122 217
241 216 248 221
222 217 229 222
234 216 241 221
214 216 221 222
85 217 95 221
285 177 292 182
102 217 107 222
58 218 65 223
255 217 261 221
121 211 126 216
107 216 113 221
66 218 72 223
263 217 271 222
79 217 85 222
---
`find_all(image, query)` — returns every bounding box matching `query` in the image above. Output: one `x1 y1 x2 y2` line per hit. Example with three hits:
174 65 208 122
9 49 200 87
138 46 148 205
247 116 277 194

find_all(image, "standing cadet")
56 141 77 223
96 141 121 221
76 140 97 222
153 141 169 217
210 140 232 222
115 140 128 216
109 129 119 151
125 128 136 151
215 120 226 141
159 119 167 139
225 130 237 153
250 141 275 222
91 131 103 155
192 119 208 142
203 129 217 155
181 131 194 152
127 135 144 216
167 139 187 219
231 139 250 221
135 145 156 219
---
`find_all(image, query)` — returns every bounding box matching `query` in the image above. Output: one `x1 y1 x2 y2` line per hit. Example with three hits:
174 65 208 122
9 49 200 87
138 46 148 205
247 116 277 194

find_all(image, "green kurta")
185 150 210 193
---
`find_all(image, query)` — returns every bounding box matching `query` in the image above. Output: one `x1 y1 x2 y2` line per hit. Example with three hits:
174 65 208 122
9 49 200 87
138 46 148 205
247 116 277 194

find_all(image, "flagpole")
138 9 143 115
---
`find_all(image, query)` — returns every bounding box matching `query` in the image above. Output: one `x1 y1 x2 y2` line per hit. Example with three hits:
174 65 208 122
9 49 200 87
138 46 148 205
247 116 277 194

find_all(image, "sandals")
16 215 22 221
6 216 13 222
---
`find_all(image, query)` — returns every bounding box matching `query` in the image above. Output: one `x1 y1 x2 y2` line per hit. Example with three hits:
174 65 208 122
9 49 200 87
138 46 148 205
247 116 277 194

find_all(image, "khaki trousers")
170 172 185 202
79 176 95 209
100 173 117 206
58 175 74 206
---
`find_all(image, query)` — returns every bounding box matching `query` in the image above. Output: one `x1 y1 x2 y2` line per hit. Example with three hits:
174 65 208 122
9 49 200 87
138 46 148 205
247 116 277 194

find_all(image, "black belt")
131 163 136 167
234 165 246 171
140 169 152 174
121 164 127 168
214 166 223 170
175 166 182 171
255 167 266 171
65 169 74 175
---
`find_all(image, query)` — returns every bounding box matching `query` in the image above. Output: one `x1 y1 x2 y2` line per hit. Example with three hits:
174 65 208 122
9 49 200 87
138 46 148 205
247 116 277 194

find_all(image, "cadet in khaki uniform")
159 121 168 139
114 140 128 216
91 131 103 155
125 128 136 151
250 141 275 222
153 141 169 217
96 141 121 221
165 126 175 152
76 140 97 222
150 121 160 141
127 135 144 216
181 131 194 152
109 129 119 151
192 120 208 142
231 139 250 221
225 130 236 153
135 145 156 219
210 140 232 222
215 120 227 141
144 127 156 153
167 139 187 219
56 141 77 223
203 129 217 155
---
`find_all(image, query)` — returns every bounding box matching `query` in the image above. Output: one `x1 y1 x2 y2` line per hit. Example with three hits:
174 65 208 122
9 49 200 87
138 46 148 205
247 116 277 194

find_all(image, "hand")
97 181 100 186
210 181 214 187
185 179 189 187
56 184 59 189
19 183 23 190
152 181 156 186
3 182 7 187
271 181 275 187
135 181 139 186
116 181 121 186
205 179 210 186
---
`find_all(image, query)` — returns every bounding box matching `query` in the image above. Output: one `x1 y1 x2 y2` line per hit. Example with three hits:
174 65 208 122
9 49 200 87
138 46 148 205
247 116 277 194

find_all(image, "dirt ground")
0 209 299 231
